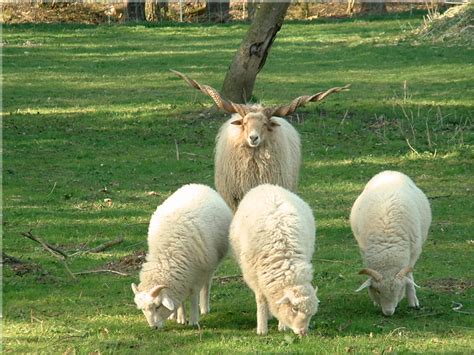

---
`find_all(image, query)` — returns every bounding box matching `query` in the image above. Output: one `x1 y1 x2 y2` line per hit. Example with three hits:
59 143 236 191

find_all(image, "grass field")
3 13 473 353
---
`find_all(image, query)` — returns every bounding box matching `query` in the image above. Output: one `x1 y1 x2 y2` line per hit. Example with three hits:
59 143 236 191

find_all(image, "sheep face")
356 267 415 316
367 277 406 316
231 112 280 148
131 283 175 328
274 285 319 336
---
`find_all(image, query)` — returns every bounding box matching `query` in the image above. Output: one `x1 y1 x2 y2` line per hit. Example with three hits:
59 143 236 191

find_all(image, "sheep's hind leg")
176 304 186 324
406 273 420 309
199 278 211 315
256 292 269 335
188 290 200 326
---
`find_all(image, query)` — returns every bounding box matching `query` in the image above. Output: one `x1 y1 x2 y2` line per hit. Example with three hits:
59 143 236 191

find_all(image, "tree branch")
73 269 129 277
20 231 68 259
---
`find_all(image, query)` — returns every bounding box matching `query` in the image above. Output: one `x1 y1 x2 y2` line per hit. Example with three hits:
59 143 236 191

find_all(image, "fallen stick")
316 258 350 264
20 231 68 259
73 269 129 277
20 231 76 280
69 237 125 257
61 260 77 280
213 274 242 282
88 237 124 253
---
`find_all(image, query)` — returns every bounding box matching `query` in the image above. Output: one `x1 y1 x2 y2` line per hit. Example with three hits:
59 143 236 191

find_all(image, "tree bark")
246 0 257 21
207 0 230 23
359 2 387 15
222 2 290 103
125 0 146 22
145 0 168 22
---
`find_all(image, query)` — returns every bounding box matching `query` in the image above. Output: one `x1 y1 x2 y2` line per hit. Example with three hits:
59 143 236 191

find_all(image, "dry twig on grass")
20 231 68 259
69 237 124 256
73 269 129 277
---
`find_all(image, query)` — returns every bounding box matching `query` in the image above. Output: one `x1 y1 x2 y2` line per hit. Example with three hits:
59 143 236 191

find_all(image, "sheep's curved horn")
171 69 249 117
265 84 351 117
359 268 383 282
149 285 167 298
396 266 413 279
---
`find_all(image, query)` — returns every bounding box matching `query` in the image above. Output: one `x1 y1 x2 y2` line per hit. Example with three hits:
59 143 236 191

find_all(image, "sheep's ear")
396 266 413 279
149 285 167 298
131 283 139 295
231 119 243 126
276 295 291 305
161 294 175 311
269 119 280 127
355 278 372 293
313 286 320 304
405 277 420 288
359 268 383 282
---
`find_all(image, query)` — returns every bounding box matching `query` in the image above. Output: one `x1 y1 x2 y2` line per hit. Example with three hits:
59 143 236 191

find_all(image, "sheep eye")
291 307 298 313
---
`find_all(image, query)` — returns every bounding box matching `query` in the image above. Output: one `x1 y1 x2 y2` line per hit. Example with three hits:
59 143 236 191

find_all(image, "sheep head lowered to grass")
171 69 350 211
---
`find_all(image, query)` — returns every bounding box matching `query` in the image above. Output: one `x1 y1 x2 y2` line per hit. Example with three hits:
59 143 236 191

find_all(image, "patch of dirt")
2 253 41 276
106 250 146 273
213 274 243 285
424 278 474 294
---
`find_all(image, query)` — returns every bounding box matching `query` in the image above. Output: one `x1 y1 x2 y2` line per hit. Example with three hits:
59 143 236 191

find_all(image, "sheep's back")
231 184 315 268
350 171 431 259
147 184 232 269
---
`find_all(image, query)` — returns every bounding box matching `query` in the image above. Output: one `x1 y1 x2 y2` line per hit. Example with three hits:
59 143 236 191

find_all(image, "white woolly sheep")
131 184 232 328
230 184 318 336
350 170 432 316
172 69 350 211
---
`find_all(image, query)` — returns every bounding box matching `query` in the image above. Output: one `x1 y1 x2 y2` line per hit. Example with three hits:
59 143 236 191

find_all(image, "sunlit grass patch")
3 15 473 353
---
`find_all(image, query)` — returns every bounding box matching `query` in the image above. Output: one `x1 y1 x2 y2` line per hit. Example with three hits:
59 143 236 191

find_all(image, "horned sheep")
131 184 232 328
230 184 319 336
172 69 350 211
350 170 432 316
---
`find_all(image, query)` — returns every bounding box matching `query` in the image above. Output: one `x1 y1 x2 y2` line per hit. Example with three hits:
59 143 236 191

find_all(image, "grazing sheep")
172 69 350 211
230 184 318 335
131 184 232 328
350 171 432 316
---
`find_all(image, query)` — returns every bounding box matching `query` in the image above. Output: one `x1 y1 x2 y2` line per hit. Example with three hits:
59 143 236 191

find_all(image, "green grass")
3 14 473 353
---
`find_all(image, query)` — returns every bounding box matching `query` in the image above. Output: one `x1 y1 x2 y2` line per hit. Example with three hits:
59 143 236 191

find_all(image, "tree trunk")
125 0 146 22
207 0 230 23
359 2 387 15
222 2 290 103
145 0 159 22
246 0 257 21
145 0 168 22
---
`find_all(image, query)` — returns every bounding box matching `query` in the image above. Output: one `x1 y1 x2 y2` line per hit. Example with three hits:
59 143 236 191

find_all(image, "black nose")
249 135 259 143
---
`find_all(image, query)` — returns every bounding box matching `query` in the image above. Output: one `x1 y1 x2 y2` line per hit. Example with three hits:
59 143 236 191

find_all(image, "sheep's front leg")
176 304 186 324
168 310 177 321
406 273 420 309
199 278 211 315
188 290 200 326
278 321 289 332
255 292 269 335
